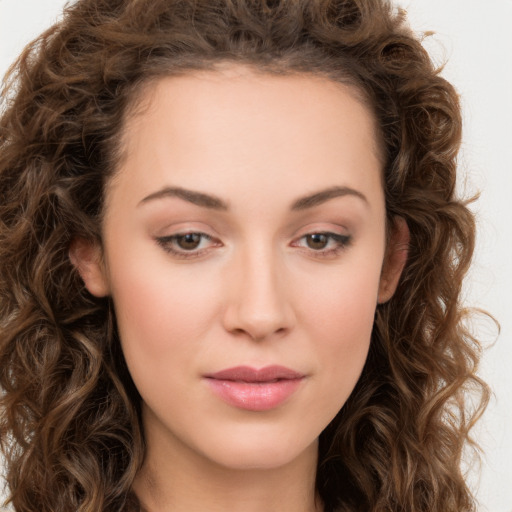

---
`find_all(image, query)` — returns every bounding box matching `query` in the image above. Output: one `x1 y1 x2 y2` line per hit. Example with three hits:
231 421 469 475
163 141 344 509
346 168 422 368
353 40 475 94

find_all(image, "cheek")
297 256 382 405
314 293 375 370
301 254 381 342
107 250 222 374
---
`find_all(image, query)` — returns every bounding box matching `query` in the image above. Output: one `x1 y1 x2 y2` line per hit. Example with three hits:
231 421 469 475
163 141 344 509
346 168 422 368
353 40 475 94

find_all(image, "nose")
222 246 295 341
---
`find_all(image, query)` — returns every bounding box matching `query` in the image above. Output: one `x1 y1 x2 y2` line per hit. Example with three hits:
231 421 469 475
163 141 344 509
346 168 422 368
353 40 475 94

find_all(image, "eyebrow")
138 185 368 211
139 186 228 210
291 186 368 210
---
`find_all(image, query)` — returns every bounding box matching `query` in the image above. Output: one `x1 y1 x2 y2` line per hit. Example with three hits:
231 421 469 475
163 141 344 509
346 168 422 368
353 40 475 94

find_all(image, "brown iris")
305 233 329 250
176 233 202 250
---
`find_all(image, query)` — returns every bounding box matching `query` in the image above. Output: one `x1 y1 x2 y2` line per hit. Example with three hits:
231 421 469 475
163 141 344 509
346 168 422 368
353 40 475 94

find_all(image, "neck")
133 417 322 512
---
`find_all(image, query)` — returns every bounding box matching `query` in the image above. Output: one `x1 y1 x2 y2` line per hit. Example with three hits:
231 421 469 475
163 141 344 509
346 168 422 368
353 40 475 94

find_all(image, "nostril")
223 312 292 341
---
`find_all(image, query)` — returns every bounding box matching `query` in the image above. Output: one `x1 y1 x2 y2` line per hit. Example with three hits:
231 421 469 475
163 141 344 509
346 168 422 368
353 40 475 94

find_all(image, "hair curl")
0 0 489 511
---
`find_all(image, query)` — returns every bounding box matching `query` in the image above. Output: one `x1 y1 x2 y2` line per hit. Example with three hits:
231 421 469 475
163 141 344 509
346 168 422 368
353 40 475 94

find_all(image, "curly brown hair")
0 0 489 511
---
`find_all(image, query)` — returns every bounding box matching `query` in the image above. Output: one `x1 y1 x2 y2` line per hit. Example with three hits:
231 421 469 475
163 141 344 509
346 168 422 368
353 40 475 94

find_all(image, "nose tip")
222 254 294 341
225 313 289 342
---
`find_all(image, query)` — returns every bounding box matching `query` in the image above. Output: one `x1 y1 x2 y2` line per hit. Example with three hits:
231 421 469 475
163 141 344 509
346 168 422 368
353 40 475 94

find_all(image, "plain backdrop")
1 1 511 511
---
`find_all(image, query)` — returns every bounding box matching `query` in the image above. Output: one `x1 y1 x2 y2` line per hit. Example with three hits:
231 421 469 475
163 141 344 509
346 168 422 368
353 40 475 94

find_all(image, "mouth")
204 365 305 412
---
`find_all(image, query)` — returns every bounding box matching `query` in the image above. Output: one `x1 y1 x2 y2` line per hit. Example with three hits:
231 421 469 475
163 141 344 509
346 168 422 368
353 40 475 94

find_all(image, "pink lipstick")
204 365 304 411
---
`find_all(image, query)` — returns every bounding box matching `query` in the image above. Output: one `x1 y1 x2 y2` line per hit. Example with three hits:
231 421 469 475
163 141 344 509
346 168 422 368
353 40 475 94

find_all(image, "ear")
377 216 410 304
69 238 110 297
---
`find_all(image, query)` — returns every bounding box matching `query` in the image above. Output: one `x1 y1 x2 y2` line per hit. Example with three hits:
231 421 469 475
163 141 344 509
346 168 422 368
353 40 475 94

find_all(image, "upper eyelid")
291 227 350 241
157 232 216 245
290 219 351 234
154 222 221 240
292 232 351 246
155 229 350 242
159 230 212 238
154 225 352 249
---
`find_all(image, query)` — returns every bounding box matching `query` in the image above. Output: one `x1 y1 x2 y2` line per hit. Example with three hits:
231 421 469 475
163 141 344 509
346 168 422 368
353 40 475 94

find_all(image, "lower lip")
205 378 303 411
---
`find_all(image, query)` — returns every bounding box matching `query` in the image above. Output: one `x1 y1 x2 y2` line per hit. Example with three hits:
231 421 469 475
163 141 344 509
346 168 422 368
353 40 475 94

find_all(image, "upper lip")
204 365 304 383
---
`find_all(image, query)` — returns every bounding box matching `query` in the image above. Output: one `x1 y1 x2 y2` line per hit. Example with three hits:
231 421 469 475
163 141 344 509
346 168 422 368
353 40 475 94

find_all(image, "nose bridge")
223 239 293 340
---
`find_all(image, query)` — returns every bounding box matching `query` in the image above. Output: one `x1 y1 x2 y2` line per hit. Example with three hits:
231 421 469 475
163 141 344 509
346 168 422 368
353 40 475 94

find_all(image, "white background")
1 1 511 510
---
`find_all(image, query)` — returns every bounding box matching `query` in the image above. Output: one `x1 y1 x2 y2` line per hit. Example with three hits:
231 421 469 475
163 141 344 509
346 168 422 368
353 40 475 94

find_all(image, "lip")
204 365 305 411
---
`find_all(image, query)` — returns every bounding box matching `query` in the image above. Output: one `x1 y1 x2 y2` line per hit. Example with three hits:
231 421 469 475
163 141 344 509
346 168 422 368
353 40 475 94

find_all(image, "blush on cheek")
304 275 378 376
110 265 219 362
304 271 379 333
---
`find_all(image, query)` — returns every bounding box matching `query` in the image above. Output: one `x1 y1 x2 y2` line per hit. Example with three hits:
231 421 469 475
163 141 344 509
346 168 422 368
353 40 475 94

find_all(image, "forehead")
108 66 383 210
121 65 382 157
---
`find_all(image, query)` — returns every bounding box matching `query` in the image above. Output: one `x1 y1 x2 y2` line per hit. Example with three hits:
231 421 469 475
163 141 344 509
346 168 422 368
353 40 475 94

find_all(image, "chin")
197 430 319 471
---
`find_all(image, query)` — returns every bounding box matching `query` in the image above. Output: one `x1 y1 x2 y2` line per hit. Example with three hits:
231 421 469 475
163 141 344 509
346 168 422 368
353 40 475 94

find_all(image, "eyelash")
156 232 218 259
291 232 352 258
155 231 352 260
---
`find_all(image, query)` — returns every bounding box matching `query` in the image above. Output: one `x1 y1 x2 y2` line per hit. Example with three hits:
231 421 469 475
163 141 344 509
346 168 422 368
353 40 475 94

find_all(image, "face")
72 65 407 473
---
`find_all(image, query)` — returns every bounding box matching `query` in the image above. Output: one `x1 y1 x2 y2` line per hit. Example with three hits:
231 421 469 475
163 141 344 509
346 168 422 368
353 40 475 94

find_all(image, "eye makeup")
156 232 222 259
155 230 352 261
292 232 352 259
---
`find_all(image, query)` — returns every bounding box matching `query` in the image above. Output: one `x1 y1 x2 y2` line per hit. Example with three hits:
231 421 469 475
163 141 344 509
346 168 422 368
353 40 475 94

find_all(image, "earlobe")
69 238 110 297
377 216 410 304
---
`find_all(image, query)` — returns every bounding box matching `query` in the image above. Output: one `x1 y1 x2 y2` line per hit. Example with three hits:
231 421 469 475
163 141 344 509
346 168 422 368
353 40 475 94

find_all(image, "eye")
156 232 220 258
292 231 351 257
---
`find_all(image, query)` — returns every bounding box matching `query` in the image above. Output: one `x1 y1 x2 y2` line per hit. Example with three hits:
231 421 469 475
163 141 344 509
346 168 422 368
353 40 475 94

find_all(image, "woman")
0 0 489 511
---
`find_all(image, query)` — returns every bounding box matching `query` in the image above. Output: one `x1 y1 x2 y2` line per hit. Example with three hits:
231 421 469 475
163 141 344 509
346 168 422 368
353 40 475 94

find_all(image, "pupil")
307 233 328 250
177 233 201 250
